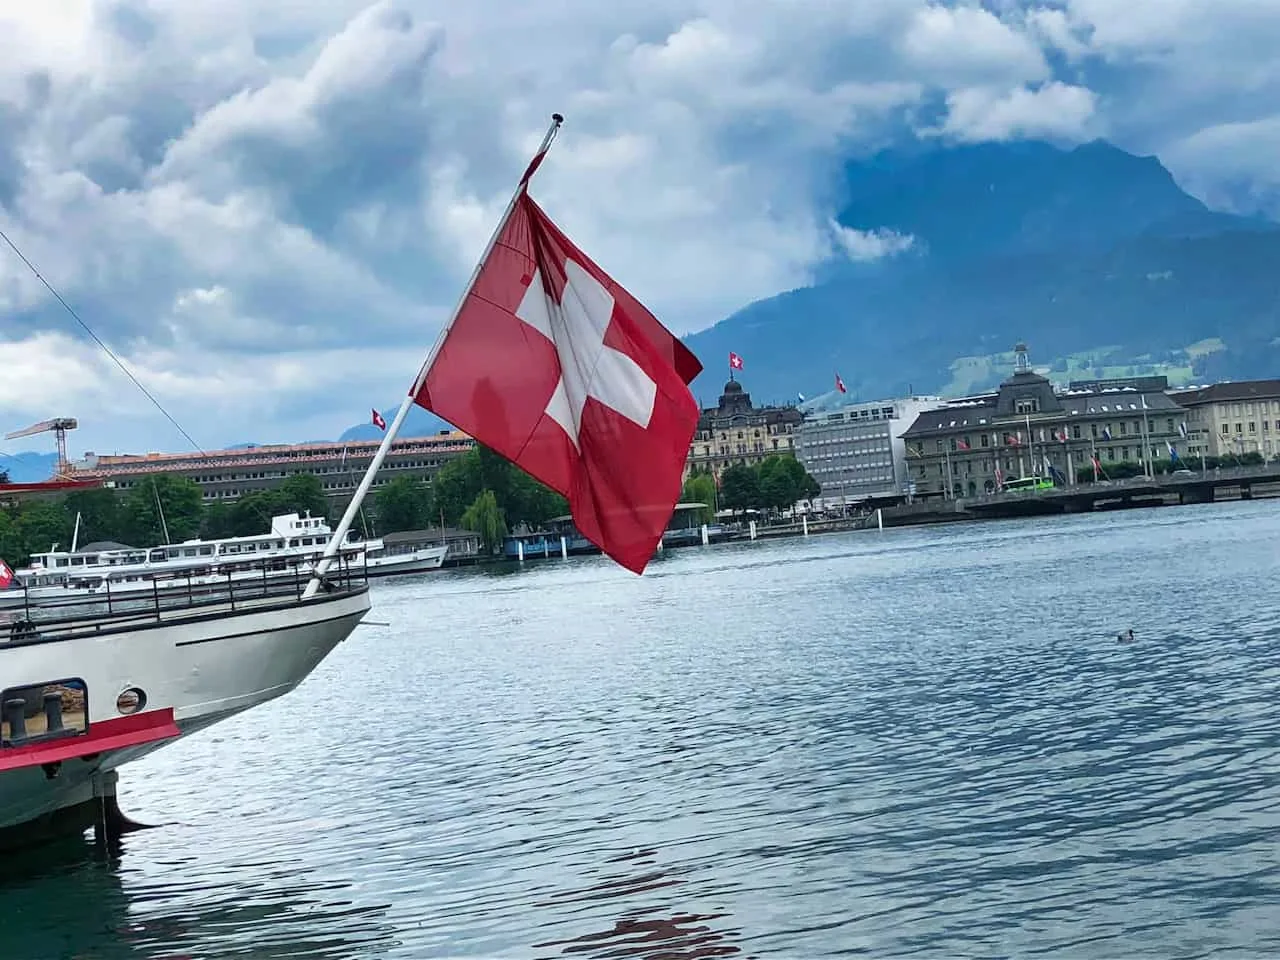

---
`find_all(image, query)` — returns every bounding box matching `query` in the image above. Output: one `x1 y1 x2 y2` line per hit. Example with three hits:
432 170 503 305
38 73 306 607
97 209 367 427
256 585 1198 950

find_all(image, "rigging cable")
0 224 205 455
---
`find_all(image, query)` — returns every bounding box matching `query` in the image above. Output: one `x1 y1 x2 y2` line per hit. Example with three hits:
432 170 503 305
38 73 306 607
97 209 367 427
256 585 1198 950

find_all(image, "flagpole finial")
552 113 564 124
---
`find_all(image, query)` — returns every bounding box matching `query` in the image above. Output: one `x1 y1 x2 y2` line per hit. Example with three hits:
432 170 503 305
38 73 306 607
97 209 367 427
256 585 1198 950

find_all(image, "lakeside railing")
1 552 369 647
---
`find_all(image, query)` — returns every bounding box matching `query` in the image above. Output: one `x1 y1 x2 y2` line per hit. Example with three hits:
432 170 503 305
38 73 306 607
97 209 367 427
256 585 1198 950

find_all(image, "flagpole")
303 113 565 599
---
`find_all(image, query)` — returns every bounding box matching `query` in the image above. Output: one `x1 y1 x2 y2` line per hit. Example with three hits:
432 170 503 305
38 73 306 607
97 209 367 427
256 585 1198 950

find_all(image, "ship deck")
0 561 369 648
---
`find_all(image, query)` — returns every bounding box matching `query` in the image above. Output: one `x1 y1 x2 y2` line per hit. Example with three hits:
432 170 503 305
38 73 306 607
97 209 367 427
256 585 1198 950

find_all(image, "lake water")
7 500 1280 958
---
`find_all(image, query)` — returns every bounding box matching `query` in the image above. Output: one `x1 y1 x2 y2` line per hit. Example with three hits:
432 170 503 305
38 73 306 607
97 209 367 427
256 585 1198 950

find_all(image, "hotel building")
684 377 803 478
902 344 1188 499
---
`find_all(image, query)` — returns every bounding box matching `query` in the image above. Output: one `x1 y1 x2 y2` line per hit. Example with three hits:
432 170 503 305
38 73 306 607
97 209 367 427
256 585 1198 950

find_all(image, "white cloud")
898 5 1049 85
931 81 1100 143
829 221 916 262
0 0 1277 456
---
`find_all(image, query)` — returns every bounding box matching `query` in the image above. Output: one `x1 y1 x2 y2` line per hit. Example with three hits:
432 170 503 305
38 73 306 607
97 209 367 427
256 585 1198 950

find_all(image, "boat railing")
1 551 370 647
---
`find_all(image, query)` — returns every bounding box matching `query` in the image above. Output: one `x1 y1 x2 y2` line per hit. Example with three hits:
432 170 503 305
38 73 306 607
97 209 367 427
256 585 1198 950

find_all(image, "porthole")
116 688 147 715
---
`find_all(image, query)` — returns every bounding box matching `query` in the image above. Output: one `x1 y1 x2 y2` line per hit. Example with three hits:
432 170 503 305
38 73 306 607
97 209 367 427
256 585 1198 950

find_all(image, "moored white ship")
1 512 446 611
0 549 370 847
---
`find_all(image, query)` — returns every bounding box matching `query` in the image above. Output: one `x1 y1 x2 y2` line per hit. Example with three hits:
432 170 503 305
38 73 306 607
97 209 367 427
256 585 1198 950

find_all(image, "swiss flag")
371 409 387 431
413 192 703 573
0 560 13 589
729 351 744 371
835 372 847 394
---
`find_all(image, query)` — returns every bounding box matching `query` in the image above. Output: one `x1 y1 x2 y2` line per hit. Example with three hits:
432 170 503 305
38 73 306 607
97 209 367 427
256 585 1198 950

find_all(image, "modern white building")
795 396 946 507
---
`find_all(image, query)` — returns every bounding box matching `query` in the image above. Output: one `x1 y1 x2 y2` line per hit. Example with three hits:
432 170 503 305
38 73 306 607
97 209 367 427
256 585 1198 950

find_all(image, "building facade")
684 377 803 477
1170 380 1280 460
70 432 476 508
795 396 946 505
902 345 1188 499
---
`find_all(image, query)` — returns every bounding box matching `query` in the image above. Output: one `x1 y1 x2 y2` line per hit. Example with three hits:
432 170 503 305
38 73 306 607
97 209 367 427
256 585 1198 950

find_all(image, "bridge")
956 464 1280 517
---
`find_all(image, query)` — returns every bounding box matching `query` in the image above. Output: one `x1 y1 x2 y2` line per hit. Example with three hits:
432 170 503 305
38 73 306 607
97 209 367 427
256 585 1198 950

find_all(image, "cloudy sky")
1 0 1278 458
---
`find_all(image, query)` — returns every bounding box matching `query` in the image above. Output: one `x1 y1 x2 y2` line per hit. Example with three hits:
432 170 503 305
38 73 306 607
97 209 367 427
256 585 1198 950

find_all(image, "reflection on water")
1 832 399 959
7 500 1280 957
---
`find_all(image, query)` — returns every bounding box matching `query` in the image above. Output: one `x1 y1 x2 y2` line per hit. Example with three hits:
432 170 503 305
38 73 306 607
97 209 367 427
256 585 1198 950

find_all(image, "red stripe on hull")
0 708 180 772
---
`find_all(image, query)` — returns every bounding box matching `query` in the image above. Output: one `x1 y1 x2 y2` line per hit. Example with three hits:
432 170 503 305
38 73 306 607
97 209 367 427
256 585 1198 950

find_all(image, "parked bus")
1002 476 1055 493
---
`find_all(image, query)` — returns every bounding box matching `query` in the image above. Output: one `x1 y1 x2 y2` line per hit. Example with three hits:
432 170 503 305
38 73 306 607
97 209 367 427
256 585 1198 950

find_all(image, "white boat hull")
364 545 448 577
0 587 370 837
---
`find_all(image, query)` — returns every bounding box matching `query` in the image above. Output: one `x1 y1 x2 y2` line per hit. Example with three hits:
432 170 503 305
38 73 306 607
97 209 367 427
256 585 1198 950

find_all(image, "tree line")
685 455 821 516
1072 450 1264 484
0 446 570 567
0 446 823 567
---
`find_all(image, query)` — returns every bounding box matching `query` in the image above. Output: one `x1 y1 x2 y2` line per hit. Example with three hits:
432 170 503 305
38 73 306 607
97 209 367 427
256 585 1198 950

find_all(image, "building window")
980 434 990 448
1072 425 1081 439
1014 398 1038 414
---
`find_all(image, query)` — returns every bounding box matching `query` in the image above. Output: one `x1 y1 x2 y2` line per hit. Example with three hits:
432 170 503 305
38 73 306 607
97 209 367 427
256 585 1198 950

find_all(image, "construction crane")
5 417 78 479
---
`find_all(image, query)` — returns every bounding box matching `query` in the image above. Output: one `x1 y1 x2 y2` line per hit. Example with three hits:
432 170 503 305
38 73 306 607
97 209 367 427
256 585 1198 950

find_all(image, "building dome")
723 379 744 394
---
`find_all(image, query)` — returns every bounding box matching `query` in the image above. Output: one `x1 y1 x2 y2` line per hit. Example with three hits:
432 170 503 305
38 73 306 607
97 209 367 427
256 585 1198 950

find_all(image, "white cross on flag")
413 192 703 574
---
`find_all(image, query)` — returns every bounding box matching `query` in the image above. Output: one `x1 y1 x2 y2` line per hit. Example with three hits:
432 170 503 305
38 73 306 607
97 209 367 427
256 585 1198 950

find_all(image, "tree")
432 451 484 525
200 499 236 539
376 476 433 533
62 487 125 545
718 464 760 514
0 468 8 484
120 475 203 545
681 474 716 523
461 489 507 553
7 500 75 566
505 466 568 528
757 456 795 512
430 446 566 528
276 474 329 520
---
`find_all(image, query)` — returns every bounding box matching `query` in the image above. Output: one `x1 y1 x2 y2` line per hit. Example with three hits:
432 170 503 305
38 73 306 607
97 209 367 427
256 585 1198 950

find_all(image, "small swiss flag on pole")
410 114 703 574
728 351 744 371
371 409 387 431
835 372 847 394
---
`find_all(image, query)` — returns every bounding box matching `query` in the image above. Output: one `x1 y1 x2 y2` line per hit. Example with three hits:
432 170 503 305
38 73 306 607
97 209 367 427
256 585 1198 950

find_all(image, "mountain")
0 451 58 482
337 404 450 442
683 139 1280 404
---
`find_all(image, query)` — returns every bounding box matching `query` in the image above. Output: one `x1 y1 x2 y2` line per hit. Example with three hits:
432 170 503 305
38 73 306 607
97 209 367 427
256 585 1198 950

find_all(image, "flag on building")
1091 453 1102 481
729 351 744 371
956 438 970 451
1179 421 1188 439
1166 441 1181 462
1057 429 1068 444
412 154 703 574
372 409 387 431
1005 432 1022 447
797 392 806 403
835 372 847 394
1101 427 1113 441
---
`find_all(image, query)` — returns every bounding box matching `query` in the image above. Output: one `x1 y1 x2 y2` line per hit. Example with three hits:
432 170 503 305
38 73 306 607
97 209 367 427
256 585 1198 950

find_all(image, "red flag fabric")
371 409 387 431
0 560 13 589
413 192 703 573
729 351 744 370
835 372 847 394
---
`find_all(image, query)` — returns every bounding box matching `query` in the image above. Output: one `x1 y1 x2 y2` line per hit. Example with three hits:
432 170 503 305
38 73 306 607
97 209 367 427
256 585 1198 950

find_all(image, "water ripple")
5 501 1280 957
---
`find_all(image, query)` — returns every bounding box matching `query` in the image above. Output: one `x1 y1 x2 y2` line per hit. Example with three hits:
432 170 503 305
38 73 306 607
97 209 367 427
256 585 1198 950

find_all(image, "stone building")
902 344 1188 499
1169 380 1280 461
684 377 803 478
795 396 946 506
